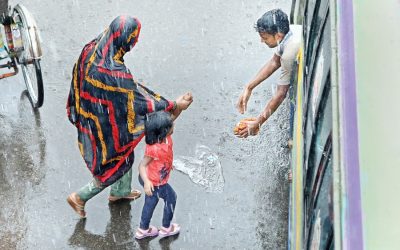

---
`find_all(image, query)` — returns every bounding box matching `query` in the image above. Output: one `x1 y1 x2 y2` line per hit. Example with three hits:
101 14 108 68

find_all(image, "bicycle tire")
22 59 43 108
13 6 44 108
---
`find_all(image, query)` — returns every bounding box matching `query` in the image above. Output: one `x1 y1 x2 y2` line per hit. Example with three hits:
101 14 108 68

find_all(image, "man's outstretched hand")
236 87 252 114
234 118 261 138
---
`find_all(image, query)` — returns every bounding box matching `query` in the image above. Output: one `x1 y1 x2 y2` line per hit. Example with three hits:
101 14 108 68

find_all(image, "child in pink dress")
135 111 180 239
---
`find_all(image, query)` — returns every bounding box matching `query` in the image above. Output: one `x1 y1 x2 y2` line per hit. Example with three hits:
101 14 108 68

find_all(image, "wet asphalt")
0 0 292 249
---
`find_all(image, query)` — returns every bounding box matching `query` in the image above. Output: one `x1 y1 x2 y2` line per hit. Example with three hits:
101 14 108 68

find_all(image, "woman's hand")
176 92 193 110
144 181 154 196
236 86 252 114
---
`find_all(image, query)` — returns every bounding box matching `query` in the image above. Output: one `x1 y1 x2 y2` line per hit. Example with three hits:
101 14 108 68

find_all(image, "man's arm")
258 84 289 124
247 54 281 90
236 84 289 138
236 54 281 114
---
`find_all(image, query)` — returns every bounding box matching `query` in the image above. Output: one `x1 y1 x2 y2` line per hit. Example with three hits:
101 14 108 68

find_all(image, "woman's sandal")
159 223 180 238
67 192 86 218
108 189 142 202
135 225 159 239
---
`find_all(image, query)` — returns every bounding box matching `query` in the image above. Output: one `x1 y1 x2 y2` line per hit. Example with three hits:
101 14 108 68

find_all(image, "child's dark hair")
144 111 173 145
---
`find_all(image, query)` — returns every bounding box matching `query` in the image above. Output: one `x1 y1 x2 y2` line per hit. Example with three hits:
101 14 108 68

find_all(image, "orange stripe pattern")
66 16 174 186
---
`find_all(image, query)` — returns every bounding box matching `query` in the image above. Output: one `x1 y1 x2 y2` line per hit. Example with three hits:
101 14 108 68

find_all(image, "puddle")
173 144 224 193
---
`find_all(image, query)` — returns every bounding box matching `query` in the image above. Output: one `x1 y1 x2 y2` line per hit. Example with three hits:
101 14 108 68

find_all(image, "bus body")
288 0 400 249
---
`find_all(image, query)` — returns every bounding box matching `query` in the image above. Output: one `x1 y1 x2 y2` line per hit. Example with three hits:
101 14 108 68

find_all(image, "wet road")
0 0 291 249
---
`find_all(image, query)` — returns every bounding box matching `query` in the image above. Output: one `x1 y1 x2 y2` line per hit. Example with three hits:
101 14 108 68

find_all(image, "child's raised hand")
144 181 154 196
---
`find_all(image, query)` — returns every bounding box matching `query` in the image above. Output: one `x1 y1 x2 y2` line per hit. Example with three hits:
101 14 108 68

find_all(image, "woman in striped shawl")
66 15 193 218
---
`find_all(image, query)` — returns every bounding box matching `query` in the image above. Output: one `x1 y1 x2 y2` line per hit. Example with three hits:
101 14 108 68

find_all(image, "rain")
0 0 292 249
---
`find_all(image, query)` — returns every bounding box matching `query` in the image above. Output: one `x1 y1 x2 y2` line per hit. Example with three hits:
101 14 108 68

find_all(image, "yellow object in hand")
233 117 257 134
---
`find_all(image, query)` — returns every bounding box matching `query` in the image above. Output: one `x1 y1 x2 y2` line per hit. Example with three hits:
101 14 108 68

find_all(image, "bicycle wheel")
13 5 44 108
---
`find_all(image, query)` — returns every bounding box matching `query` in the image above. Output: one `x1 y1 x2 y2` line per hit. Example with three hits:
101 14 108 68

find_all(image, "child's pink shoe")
159 223 180 238
135 225 159 239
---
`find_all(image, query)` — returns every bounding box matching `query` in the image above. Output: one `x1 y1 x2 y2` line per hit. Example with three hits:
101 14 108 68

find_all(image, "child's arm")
138 156 155 196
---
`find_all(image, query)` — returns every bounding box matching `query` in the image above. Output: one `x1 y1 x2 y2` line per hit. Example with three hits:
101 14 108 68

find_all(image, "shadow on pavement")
0 90 46 249
159 234 179 250
68 201 178 249
69 201 135 249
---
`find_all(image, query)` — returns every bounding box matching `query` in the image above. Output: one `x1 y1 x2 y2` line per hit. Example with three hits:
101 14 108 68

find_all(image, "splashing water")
174 145 224 193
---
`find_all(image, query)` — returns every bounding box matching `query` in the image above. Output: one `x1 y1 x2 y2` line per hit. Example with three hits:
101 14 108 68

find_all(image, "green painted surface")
353 0 400 249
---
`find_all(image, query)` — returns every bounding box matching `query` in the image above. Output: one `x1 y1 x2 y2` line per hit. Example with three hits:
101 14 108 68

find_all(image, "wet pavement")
0 0 291 249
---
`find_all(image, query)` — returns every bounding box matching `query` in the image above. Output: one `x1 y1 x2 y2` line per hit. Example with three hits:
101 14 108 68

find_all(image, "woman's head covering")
95 15 141 69
109 15 140 53
67 15 174 186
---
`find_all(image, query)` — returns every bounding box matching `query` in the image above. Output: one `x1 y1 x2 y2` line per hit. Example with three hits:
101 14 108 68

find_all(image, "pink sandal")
135 225 159 239
159 223 180 238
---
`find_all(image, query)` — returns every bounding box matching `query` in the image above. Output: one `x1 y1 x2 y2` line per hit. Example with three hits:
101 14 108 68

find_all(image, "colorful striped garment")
67 15 174 186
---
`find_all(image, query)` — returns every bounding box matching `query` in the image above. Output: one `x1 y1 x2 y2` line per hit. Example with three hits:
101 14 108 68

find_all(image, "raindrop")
112 233 116 242
271 84 277 95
